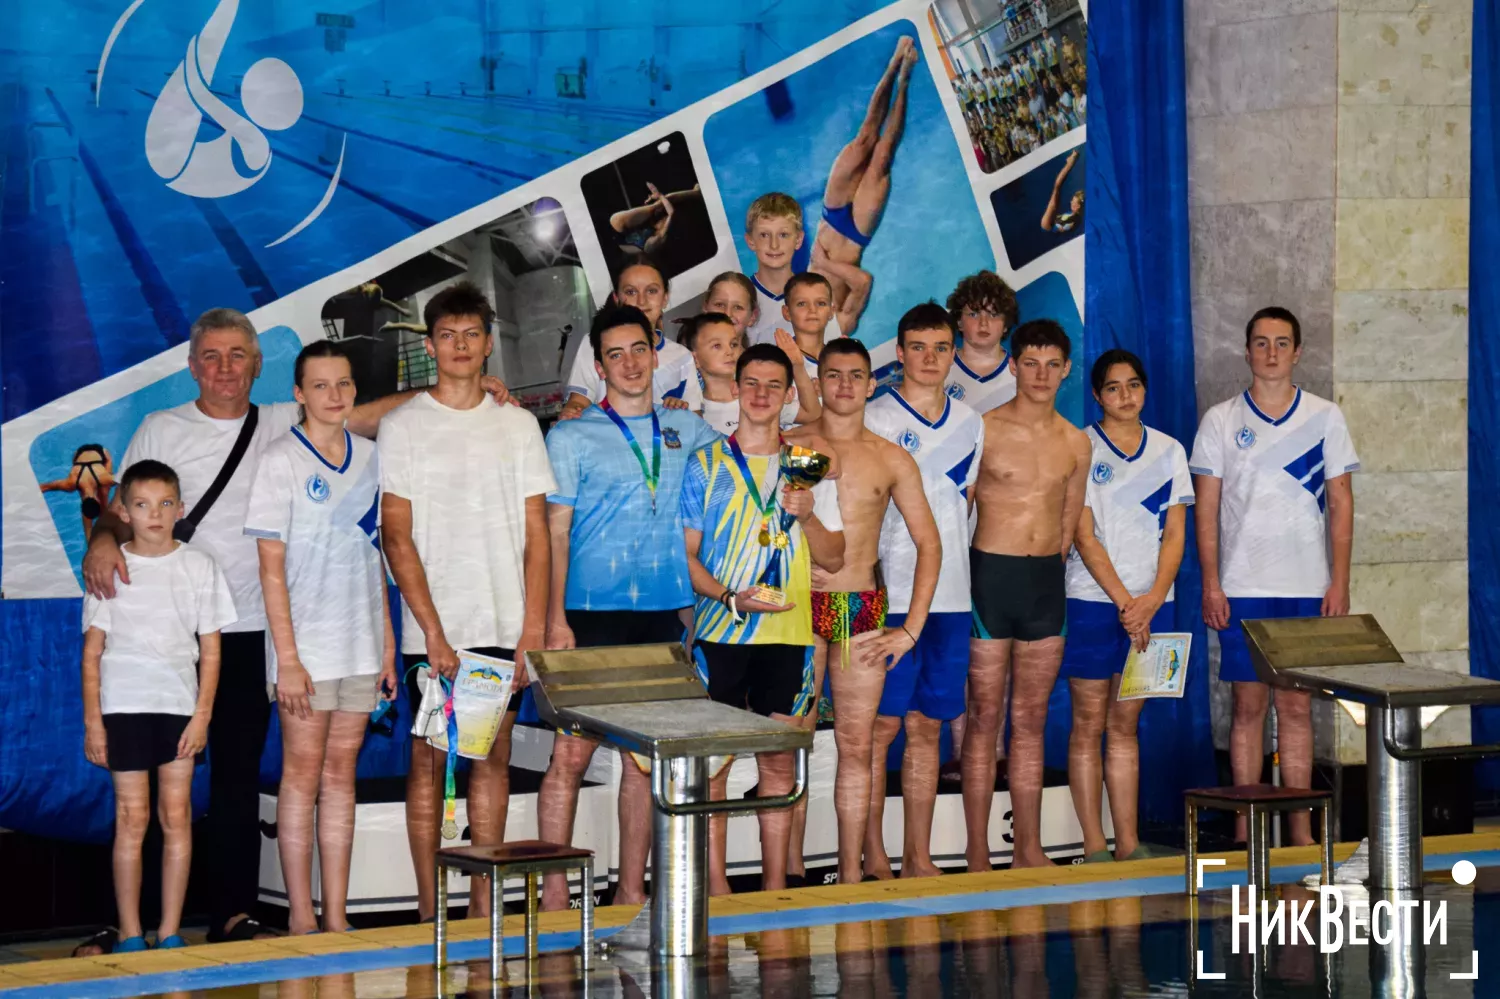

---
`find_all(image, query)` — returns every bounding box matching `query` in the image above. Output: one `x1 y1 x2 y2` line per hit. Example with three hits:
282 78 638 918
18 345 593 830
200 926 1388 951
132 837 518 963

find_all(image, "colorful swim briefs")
811 588 889 644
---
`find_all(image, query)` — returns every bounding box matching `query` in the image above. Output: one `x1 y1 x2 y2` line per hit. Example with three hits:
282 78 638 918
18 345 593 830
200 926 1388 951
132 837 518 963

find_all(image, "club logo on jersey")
946 382 967 401
663 428 682 449
1235 426 1257 450
1091 462 1114 485
305 473 331 503
898 429 922 454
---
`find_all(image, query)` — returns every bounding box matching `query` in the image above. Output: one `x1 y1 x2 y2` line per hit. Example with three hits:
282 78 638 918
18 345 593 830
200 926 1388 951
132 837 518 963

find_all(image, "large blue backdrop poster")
2 0 1090 840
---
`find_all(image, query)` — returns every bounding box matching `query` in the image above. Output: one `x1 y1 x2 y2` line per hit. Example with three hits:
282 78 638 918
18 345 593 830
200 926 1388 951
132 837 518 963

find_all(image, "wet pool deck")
2 832 1496 997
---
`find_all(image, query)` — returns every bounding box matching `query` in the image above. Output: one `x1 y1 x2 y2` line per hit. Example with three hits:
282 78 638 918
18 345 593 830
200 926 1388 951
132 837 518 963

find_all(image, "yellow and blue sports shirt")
679 440 842 646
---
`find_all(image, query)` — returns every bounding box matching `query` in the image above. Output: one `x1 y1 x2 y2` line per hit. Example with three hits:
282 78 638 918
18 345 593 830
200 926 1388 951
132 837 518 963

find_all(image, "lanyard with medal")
726 434 791 602
600 399 662 512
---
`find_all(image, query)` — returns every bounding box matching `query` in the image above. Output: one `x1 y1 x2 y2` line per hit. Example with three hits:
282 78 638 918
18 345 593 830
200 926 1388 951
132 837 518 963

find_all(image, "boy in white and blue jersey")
539 304 720 909
781 272 847 403
944 271 1019 415
560 260 701 418
1062 351 1192 863
862 303 984 879
742 195 851 347
1192 306 1358 846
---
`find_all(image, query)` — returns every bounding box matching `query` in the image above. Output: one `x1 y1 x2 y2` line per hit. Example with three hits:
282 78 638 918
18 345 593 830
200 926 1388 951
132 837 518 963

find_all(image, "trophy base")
749 585 789 607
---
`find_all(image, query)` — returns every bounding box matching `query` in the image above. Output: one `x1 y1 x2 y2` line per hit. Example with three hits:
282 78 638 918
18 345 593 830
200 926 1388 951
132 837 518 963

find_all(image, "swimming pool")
7 841 1493 999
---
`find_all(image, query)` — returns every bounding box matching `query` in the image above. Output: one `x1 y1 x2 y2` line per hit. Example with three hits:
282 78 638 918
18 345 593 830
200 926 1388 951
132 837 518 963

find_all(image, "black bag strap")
185 404 259 532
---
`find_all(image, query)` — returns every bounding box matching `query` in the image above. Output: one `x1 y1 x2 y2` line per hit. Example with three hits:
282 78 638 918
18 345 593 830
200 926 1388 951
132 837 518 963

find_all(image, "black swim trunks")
969 550 1066 642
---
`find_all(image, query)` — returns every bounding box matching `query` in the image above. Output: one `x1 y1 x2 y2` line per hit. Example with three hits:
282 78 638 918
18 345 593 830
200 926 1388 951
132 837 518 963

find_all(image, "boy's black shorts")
102 712 193 772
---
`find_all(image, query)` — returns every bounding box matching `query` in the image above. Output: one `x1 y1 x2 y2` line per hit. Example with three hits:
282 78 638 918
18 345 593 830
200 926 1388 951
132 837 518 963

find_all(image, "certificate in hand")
1117 633 1192 701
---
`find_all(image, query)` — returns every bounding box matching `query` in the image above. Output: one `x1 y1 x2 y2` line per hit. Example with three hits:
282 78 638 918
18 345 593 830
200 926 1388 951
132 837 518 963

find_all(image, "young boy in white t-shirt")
82 460 237 952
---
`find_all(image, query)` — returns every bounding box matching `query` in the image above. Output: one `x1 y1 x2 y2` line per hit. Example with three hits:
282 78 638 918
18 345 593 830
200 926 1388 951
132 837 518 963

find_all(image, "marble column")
1334 3 1471 704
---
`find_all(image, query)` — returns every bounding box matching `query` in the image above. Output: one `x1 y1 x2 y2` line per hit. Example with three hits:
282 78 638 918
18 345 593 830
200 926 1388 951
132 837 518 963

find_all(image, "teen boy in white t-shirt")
379 282 555 921
82 460 237 953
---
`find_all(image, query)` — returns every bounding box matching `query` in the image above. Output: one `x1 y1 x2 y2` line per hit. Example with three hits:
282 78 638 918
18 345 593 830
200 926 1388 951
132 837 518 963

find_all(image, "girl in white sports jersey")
245 342 397 934
1062 350 1193 863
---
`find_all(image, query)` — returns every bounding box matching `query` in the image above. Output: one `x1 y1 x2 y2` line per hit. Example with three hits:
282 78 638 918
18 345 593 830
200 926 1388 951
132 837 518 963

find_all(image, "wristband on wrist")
718 588 732 607
900 624 917 646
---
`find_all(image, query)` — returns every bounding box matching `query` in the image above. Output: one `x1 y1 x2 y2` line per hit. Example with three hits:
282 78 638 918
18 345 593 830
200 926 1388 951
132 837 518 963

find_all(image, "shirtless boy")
809 35 918 337
791 339 940 884
965 319 1090 870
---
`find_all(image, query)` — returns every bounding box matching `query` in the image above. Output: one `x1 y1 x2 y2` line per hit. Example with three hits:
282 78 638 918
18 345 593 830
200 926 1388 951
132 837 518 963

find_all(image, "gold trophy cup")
748 444 833 607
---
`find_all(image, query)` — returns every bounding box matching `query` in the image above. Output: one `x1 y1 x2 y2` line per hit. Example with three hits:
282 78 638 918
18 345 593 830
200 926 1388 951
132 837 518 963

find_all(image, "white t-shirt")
700 396 802 435
82 543 238 715
945 352 1016 415
564 331 703 411
121 401 300 632
865 391 985 613
746 276 844 347
244 428 385 683
1189 389 1360 599
1065 424 1195 604
378 393 557 654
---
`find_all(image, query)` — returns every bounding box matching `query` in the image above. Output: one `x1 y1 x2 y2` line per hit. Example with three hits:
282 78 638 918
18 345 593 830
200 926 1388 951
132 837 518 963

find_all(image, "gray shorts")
267 674 381 714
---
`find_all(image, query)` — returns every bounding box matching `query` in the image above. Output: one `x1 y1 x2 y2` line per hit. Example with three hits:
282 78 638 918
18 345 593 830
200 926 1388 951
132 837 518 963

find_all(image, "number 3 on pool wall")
1002 809 1014 845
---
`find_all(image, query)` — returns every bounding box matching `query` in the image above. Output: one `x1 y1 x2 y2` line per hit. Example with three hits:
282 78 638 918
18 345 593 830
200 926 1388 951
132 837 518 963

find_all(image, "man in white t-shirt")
1192 306 1358 847
79 307 481 945
379 281 555 921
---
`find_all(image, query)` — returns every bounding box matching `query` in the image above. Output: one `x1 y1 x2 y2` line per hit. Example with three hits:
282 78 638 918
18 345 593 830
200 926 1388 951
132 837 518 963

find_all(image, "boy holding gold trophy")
680 342 845 891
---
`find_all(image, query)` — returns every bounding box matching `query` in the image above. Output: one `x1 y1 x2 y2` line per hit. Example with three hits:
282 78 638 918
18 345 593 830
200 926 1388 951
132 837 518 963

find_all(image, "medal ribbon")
441 679 460 839
600 399 662 510
725 434 780 519
727 435 788 588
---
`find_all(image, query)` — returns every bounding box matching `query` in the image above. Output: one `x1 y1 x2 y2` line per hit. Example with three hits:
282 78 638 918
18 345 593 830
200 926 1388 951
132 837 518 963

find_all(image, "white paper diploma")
1117 633 1192 700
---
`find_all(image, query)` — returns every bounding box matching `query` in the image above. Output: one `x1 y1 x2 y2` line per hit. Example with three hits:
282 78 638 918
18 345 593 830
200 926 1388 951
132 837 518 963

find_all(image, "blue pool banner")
4 0 1090 598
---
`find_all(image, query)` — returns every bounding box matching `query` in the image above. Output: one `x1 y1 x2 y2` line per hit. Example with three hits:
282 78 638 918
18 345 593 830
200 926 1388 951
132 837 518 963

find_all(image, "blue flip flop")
116 936 150 953
156 935 189 949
